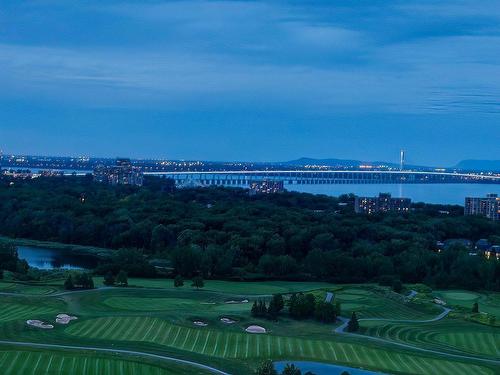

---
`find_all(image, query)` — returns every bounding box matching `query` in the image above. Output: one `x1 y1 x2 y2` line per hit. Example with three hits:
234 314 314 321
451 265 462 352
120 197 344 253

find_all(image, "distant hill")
455 160 500 172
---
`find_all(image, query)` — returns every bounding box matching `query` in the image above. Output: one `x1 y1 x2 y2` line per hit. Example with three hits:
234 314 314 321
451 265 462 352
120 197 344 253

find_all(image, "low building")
93 158 143 186
465 194 500 221
249 180 284 195
354 193 411 214
485 245 500 260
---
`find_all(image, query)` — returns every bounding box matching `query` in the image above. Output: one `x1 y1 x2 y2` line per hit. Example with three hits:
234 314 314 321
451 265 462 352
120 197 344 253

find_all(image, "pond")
275 361 386 375
17 246 97 270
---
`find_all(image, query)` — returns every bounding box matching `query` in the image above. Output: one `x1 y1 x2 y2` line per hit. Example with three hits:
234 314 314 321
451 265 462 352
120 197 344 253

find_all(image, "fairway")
362 319 500 358
335 286 441 320
0 349 212 375
435 290 500 317
97 278 336 296
104 297 202 312
65 316 496 375
0 300 61 323
1 281 499 375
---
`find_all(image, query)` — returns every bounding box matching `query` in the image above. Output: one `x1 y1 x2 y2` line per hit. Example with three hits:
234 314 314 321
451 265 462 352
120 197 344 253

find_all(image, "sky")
1 0 499 166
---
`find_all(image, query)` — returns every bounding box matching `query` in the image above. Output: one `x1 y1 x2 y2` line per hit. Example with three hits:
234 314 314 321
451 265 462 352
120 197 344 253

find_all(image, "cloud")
0 1 500 114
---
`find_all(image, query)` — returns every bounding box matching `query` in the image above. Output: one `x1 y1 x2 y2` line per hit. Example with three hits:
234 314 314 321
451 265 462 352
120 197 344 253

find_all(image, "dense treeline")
0 176 499 290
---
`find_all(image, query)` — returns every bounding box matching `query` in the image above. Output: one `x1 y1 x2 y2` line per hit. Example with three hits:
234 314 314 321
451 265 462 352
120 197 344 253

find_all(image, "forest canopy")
0 176 499 290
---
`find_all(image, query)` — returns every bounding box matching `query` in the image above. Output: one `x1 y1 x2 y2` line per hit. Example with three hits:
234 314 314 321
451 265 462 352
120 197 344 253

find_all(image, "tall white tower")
400 149 405 171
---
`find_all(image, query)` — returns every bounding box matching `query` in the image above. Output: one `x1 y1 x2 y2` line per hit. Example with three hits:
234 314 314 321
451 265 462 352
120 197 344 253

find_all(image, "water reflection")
275 361 385 375
17 246 96 270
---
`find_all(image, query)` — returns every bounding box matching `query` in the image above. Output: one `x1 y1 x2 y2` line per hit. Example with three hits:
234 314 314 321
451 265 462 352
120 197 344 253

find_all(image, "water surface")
17 246 96 270
289 183 498 205
275 361 385 375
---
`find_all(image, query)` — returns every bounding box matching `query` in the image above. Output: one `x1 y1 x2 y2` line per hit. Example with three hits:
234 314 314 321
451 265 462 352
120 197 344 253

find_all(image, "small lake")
17 246 96 270
275 361 385 375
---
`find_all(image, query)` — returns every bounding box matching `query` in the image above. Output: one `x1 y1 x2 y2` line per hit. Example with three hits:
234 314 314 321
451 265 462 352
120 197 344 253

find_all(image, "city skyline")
2 1 500 165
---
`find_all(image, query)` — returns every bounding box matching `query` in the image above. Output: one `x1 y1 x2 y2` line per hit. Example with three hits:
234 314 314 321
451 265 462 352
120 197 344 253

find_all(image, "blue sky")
1 0 499 166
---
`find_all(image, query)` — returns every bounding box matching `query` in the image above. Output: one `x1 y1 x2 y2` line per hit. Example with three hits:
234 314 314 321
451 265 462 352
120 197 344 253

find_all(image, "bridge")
145 170 500 187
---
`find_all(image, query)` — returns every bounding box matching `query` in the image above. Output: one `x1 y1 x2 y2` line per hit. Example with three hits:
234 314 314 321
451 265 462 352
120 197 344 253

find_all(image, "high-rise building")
93 158 144 186
355 193 411 214
465 194 500 221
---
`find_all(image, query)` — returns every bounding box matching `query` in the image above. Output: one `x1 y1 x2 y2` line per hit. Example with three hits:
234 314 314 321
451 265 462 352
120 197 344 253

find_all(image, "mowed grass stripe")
0 303 57 323
0 350 199 374
67 317 497 374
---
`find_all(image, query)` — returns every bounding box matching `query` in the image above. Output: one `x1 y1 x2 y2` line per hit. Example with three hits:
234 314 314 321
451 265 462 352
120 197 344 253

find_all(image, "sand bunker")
245 325 266 334
434 298 446 306
225 299 249 304
200 302 216 305
26 320 54 329
220 317 236 324
56 314 78 325
193 321 208 327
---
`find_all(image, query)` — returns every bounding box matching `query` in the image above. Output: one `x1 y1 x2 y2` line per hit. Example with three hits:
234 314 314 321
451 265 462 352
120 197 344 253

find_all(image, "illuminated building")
93 158 143 186
249 180 284 195
465 194 500 221
354 193 411 214
485 246 500 260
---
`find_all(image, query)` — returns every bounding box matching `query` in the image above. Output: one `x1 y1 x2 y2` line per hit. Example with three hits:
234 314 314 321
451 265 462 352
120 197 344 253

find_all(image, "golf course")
0 278 498 374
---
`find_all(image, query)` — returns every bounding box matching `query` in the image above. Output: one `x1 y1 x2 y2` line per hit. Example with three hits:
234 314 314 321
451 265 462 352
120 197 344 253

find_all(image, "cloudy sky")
1 0 499 165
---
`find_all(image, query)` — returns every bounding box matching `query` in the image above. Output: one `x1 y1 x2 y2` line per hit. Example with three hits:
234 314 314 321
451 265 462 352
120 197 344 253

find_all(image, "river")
288 183 498 205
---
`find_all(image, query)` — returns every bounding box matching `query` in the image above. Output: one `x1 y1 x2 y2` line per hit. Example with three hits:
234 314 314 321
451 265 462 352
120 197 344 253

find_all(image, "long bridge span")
145 170 500 187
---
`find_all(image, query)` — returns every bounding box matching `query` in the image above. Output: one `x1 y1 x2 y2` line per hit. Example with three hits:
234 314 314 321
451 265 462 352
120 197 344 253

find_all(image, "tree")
335 300 342 316
282 363 301 375
103 271 115 286
289 293 316 320
268 294 285 320
273 294 285 312
64 275 74 290
314 301 337 323
174 275 184 287
347 312 359 332
255 360 278 375
116 270 128 286
192 276 204 289
392 279 403 293
0 269 3 280
72 273 94 289
472 302 479 313
341 372 350 375
251 301 259 317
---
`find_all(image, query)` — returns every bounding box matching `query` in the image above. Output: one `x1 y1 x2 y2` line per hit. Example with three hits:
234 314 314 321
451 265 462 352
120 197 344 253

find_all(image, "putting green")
439 291 480 301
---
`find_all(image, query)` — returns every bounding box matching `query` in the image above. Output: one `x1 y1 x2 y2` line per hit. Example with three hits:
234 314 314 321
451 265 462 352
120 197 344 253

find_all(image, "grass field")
0 280 498 374
435 290 500 317
0 347 212 374
361 318 499 358
0 281 61 295
334 286 441 320
98 278 336 296
0 296 64 323
63 315 496 375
